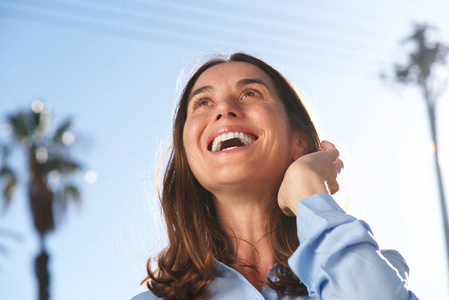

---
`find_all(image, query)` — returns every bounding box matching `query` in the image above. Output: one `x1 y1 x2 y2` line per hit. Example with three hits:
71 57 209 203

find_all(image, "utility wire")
0 0 390 73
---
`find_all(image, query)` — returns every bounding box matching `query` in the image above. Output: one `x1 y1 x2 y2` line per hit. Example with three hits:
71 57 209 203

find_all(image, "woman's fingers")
327 180 340 195
278 140 344 216
320 140 339 160
316 141 342 177
319 141 343 194
334 158 344 174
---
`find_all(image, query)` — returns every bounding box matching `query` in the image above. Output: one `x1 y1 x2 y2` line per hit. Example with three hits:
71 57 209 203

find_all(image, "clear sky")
1 0 449 299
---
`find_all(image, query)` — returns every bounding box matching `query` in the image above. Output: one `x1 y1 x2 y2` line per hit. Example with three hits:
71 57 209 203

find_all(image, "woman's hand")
278 141 344 216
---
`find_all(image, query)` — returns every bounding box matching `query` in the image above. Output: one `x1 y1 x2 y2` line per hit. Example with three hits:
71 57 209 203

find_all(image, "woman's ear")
291 130 309 161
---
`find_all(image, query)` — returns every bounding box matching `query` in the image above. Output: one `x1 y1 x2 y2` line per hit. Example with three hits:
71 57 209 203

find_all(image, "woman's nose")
215 98 239 121
216 111 237 120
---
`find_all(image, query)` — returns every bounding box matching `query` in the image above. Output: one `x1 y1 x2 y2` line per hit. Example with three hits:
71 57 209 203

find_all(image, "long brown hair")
145 53 320 299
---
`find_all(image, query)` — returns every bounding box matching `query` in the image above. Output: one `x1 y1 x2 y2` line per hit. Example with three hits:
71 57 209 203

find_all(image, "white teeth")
222 146 238 151
210 132 256 152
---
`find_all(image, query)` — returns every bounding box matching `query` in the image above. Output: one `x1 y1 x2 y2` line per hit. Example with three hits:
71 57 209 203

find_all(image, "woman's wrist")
286 170 328 216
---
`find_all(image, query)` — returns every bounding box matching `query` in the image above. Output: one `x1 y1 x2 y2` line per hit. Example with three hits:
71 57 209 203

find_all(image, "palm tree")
383 23 449 280
0 100 84 300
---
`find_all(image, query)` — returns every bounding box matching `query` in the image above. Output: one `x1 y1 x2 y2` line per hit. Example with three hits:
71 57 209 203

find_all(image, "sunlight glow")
35 147 48 164
31 100 44 113
429 140 436 154
62 131 75 145
84 170 97 184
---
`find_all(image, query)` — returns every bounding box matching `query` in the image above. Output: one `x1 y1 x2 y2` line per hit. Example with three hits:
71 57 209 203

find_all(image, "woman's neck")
213 191 277 292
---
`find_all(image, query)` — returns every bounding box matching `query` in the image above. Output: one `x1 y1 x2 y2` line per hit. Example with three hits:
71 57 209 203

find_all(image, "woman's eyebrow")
189 78 270 102
189 85 213 100
236 78 270 90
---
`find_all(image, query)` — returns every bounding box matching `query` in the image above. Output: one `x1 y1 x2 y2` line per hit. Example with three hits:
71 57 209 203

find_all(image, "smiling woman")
131 53 419 300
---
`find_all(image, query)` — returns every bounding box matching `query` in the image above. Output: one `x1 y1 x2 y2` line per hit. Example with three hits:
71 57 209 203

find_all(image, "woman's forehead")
192 61 275 92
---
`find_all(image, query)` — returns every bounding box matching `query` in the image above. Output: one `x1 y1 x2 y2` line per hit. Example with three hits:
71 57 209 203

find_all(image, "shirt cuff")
295 193 356 244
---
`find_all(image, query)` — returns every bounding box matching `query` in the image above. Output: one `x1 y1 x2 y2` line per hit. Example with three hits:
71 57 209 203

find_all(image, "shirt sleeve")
288 193 419 300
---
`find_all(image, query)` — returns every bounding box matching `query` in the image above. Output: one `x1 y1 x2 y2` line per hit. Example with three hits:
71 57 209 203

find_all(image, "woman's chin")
202 172 283 196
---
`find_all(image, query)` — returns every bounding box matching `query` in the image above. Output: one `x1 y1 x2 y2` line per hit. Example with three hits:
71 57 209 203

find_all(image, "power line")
0 0 389 74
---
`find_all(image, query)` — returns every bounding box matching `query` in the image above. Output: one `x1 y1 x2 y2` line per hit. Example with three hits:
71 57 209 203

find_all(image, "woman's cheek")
183 118 205 163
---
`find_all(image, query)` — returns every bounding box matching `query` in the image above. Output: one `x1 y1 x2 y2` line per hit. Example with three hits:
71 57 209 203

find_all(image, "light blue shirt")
132 193 419 300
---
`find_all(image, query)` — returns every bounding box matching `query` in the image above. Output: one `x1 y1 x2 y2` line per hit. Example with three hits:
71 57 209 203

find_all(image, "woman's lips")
209 132 258 152
206 125 259 152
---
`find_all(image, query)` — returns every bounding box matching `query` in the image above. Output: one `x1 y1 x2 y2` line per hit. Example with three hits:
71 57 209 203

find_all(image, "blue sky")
1 0 449 299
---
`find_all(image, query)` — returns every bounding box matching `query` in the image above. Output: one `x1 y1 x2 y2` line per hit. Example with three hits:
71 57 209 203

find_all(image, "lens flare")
31 100 44 113
62 132 75 145
35 147 48 164
48 170 61 183
84 170 97 184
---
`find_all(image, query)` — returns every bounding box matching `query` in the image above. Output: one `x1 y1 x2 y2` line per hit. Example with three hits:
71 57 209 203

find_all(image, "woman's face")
183 62 300 195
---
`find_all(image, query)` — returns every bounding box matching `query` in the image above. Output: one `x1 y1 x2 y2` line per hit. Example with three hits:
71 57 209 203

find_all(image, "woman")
132 53 418 299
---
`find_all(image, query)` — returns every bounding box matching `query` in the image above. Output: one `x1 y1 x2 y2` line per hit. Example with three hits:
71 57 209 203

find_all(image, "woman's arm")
278 141 418 299
288 193 418 300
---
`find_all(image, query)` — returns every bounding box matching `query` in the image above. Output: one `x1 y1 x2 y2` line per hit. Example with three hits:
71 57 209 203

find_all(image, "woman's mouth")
208 132 258 152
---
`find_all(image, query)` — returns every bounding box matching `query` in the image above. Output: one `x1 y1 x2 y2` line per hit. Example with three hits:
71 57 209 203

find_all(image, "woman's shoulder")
131 291 162 300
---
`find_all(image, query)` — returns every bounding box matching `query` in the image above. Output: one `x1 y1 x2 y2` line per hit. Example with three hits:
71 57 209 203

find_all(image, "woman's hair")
146 53 320 299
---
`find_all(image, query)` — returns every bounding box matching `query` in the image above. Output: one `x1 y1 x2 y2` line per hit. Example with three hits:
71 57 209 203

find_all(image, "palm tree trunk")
424 83 449 278
34 237 50 300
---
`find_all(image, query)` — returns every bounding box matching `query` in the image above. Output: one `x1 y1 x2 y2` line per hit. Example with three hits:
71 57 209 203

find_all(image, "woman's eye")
193 98 210 109
242 90 261 99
